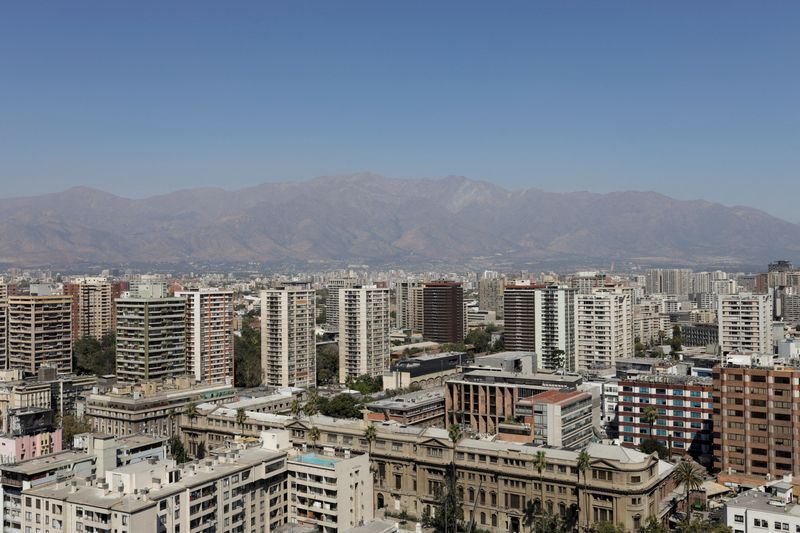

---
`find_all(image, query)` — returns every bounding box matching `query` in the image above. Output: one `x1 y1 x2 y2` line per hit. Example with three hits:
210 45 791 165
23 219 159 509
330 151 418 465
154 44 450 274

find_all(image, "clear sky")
1 2 798 220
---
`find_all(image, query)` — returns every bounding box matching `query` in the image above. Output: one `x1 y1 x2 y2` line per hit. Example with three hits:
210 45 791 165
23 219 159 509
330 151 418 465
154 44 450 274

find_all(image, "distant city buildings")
645 268 691 297
175 287 235 385
394 280 423 331
478 277 505 319
338 285 390 383
260 283 316 388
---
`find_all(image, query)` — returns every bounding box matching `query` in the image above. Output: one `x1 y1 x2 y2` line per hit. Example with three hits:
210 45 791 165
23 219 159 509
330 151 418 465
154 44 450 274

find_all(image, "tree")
196 441 206 460
670 325 683 353
167 409 177 438
185 402 198 452
290 398 302 419
523 500 537 533
319 394 362 419
348 374 383 395
673 459 704 521
308 426 321 450
639 438 668 459
316 344 339 385
576 449 591 533
639 517 669 533
594 523 627 533
657 330 667 345
235 407 247 434
61 414 91 448
535 513 567 533
465 328 491 353
643 406 659 436
363 424 377 456
168 435 189 463
534 450 548 516
234 324 261 387
676 516 732 533
304 389 319 417
422 464 464 533
548 349 567 371
73 333 116 375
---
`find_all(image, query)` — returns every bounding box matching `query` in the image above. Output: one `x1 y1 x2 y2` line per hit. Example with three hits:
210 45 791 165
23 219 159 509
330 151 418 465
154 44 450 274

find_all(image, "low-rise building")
364 389 445 427
288 448 372 532
85 377 235 438
381 351 467 391
509 390 593 448
618 375 714 464
724 484 799 533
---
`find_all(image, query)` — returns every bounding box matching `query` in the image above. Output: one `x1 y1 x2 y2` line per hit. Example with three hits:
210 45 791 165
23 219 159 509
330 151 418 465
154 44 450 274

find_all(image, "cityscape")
1 2 798 533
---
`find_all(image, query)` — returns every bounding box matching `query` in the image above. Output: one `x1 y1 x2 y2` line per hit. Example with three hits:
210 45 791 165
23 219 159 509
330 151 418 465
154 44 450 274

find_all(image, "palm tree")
673 459 704 520
534 450 548 516
235 407 247 435
363 424 377 456
643 405 659 438
184 402 198 455
167 409 176 438
304 389 319 417
308 426 321 451
576 449 591 533
290 398 302 420
447 424 464 533
522 500 536 533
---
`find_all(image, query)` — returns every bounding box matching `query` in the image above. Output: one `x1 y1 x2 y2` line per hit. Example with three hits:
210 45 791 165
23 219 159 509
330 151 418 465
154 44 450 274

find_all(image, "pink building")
0 428 63 463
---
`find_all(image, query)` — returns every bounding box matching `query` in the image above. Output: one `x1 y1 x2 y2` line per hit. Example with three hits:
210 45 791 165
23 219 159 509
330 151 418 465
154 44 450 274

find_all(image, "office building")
326 277 357 328
576 292 632 370
422 281 464 344
444 368 582 438
65 277 114 340
175 288 235 385
115 296 187 383
338 285 390 383
717 293 772 355
260 284 316 388
395 280 423 331
713 362 800 483
478 277 505 319
7 295 72 375
617 375 714 464
503 284 538 352
365 389 445 427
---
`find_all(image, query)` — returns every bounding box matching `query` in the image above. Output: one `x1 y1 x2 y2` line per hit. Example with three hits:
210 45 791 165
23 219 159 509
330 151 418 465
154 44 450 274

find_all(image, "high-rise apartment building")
503 284 577 371
260 283 316 388
338 285 390 383
326 277 357 328
65 277 113 340
395 280 423 330
645 268 692 296
176 288 235 385
422 282 464 344
717 293 772 355
713 363 800 482
478 277 505 319
633 297 670 345
503 284 538 352
7 296 72 375
0 299 7 369
577 292 632 370
115 297 187 382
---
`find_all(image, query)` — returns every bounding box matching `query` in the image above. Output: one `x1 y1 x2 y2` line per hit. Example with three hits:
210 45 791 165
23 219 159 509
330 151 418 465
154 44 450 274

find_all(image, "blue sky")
1 1 798 220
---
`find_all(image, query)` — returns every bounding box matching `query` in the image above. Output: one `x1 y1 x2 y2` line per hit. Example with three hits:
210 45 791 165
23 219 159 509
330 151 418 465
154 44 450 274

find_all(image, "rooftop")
518 389 590 405
726 489 800 516
366 389 444 410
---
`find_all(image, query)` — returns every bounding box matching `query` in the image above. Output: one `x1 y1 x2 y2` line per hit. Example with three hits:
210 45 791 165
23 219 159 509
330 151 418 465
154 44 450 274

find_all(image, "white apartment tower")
326 277 357 328
395 280 422 330
645 268 692 296
176 288 235 385
260 283 316 388
577 292 632 370
717 293 772 355
338 285 390 383
0 299 6 369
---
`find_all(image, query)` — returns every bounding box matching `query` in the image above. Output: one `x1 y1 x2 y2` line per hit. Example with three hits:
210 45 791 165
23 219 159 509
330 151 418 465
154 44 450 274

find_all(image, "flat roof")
1 450 91 475
367 389 444 410
727 489 800 516
518 389 590 405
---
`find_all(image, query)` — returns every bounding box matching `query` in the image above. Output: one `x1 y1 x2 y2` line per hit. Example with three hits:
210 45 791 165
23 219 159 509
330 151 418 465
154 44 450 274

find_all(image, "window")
734 515 744 523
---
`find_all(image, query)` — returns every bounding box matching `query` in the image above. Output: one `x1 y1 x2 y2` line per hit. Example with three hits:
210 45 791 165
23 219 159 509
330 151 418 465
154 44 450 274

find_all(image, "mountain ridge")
0 173 798 268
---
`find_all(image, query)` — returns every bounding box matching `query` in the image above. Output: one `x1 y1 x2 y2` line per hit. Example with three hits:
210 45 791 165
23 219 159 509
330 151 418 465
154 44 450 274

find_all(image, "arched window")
468 488 475 502
481 512 487 525
546 500 554 514
492 514 498 527
559 502 566 517
480 490 486 505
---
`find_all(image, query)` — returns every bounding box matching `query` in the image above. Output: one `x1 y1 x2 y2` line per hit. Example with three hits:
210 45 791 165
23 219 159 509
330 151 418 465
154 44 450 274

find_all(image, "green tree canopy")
73 333 116 375
234 324 261 387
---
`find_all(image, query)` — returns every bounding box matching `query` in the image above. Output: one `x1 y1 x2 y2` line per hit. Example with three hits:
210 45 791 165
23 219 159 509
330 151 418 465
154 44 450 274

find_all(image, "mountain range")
1 173 798 268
